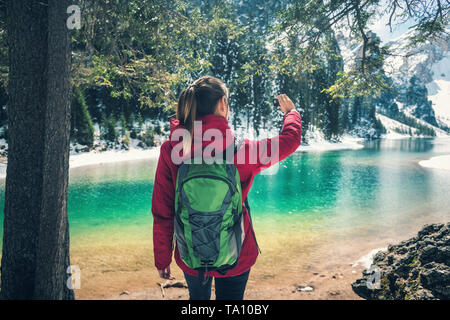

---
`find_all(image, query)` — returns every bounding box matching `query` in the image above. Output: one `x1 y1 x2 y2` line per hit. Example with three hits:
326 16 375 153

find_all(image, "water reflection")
364 138 435 153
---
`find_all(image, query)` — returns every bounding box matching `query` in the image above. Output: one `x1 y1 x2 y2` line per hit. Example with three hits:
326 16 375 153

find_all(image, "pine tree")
403 76 438 126
120 113 127 137
324 33 344 139
101 115 117 143
71 87 94 147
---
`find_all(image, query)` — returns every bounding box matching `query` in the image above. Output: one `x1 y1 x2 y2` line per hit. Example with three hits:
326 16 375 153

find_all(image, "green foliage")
398 76 438 126
71 87 95 147
375 118 386 135
1 0 447 146
274 0 448 98
122 130 131 147
154 122 162 135
130 112 144 139
387 111 436 137
74 0 212 111
325 70 389 100
120 113 127 137
141 127 155 147
101 116 118 143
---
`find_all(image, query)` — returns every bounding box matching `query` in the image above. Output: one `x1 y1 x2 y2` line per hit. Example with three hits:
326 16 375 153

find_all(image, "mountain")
337 25 450 138
384 30 450 127
426 53 450 127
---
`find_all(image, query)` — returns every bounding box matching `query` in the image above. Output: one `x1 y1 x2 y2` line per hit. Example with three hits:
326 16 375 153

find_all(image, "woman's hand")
276 94 296 114
158 266 175 280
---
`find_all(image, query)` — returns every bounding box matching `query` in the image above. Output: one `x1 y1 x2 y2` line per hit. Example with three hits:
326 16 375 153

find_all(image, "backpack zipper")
181 174 237 195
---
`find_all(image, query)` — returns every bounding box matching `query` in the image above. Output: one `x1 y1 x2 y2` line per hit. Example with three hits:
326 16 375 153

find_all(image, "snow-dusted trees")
401 76 438 126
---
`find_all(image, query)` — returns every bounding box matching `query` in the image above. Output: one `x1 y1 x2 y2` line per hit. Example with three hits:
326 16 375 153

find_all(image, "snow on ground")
232 120 362 152
298 134 364 152
297 126 364 152
413 116 449 137
376 113 417 139
377 111 450 138
69 147 161 169
419 155 450 171
222 123 365 153
397 101 450 137
0 147 162 179
426 53 450 127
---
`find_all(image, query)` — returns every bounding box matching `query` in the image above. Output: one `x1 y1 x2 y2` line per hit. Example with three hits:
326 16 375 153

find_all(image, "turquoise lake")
1 138 450 296
1 138 450 244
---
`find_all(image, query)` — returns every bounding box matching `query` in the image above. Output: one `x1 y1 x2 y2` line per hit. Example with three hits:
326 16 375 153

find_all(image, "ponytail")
179 86 197 154
176 76 228 155
182 86 197 136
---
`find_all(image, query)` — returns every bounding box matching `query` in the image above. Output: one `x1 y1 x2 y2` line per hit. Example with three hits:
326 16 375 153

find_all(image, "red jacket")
151 110 302 277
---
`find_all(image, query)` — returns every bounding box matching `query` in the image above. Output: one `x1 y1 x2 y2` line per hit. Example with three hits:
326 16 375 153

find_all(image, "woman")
152 75 301 300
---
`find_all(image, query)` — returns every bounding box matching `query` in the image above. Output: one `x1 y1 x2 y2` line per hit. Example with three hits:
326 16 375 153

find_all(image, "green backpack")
174 150 256 275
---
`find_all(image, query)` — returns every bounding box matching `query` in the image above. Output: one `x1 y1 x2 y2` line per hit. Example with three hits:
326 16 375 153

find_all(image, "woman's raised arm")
238 94 302 175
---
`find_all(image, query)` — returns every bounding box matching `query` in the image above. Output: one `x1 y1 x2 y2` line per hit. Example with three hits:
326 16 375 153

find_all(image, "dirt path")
105 266 364 300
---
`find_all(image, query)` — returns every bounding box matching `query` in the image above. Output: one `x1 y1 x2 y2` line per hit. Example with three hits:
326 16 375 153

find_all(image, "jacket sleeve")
151 142 175 270
241 109 302 175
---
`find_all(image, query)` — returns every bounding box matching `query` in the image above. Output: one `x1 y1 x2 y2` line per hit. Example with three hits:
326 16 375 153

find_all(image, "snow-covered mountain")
337 24 450 137
426 54 450 127
384 30 450 127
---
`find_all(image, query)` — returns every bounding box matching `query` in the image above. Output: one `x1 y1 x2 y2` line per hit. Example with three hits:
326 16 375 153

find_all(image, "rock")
157 280 188 298
419 245 438 264
418 224 443 239
119 291 129 296
157 280 188 289
420 262 450 297
374 251 386 263
387 254 394 265
351 278 380 300
352 223 450 300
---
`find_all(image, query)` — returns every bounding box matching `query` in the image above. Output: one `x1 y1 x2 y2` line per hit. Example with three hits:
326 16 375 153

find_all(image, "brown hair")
177 75 228 139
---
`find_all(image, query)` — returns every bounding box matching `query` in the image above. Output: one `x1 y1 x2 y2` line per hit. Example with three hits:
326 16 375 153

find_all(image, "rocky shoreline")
352 223 450 300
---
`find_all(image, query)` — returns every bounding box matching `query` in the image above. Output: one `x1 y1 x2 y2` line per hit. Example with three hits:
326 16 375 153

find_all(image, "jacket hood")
168 114 236 160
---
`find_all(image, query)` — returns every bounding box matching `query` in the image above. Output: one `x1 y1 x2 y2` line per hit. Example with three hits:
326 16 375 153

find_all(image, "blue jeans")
184 269 250 300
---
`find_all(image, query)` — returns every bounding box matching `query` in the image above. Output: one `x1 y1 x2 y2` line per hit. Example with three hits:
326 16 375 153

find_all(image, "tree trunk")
1 0 73 299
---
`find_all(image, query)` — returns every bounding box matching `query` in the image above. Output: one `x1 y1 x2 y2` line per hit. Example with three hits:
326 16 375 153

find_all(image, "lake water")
1 138 450 298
